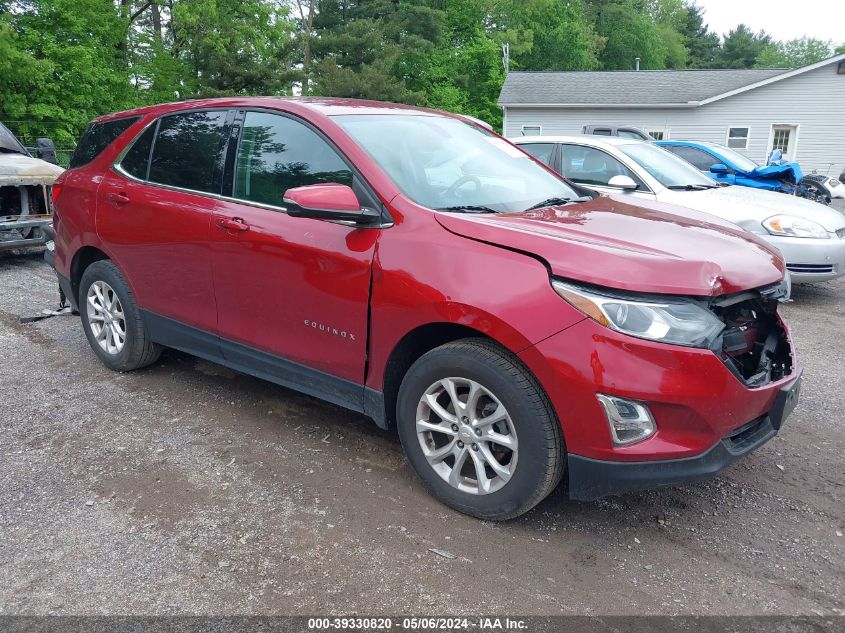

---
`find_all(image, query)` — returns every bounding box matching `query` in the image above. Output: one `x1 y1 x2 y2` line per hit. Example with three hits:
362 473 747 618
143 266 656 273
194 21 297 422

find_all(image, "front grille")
786 263 835 274
710 287 793 387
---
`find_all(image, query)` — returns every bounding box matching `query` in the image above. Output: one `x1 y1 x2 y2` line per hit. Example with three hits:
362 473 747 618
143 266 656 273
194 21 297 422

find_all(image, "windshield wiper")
437 205 497 214
666 184 718 191
525 196 592 212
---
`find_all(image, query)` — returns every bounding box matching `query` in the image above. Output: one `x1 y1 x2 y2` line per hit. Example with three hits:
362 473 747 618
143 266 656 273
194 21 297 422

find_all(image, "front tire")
396 339 564 520
79 260 161 371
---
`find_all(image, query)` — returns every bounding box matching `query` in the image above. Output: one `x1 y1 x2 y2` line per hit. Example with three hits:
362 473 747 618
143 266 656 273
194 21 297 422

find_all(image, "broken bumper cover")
567 372 802 501
0 213 52 249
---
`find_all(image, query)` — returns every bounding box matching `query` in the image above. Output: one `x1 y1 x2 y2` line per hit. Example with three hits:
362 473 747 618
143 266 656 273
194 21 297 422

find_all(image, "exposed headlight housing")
552 280 725 348
762 215 828 239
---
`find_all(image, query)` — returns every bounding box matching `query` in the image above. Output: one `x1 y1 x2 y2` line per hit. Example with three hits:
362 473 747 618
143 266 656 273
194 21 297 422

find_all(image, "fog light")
596 394 656 446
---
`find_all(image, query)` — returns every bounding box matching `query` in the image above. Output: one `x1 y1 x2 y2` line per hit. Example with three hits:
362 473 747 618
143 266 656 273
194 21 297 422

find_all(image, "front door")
558 144 653 199
97 110 232 333
210 110 378 387
770 125 798 162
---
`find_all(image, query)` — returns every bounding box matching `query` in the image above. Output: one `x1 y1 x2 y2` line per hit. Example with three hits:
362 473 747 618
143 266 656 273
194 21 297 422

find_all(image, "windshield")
708 144 759 172
620 143 717 188
334 114 581 212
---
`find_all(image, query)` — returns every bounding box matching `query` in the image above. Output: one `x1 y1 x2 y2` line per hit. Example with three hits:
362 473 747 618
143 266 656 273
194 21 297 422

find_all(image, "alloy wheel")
415 377 518 495
86 280 126 355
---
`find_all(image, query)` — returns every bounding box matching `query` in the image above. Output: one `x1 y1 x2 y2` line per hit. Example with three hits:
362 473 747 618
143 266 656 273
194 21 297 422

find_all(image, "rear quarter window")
69 117 139 169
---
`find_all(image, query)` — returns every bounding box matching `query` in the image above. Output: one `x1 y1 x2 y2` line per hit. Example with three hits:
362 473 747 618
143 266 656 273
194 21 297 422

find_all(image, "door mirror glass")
284 183 377 223
607 175 638 190
709 163 730 174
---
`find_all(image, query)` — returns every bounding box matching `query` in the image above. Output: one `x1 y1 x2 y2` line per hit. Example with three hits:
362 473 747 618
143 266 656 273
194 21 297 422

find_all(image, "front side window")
520 143 556 167
335 114 580 212
619 143 717 188
726 127 749 150
148 111 228 193
233 112 353 207
559 145 637 187
711 143 759 172
70 117 139 169
662 145 721 172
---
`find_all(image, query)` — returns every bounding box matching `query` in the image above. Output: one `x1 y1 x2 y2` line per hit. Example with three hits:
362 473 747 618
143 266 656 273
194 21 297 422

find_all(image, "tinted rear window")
69 117 139 168
148 111 228 193
120 123 157 181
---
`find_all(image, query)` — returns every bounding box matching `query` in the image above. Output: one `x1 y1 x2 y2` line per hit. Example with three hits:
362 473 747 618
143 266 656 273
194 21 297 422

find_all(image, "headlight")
552 280 725 348
762 215 828 239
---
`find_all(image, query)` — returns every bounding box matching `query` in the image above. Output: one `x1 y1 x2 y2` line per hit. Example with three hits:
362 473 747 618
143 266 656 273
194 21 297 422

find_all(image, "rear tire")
79 260 161 371
396 339 564 520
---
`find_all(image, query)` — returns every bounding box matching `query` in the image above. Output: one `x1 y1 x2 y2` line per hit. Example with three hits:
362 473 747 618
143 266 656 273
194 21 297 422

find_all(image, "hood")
662 185 845 232
435 195 785 297
0 122 29 155
0 153 65 186
748 162 802 184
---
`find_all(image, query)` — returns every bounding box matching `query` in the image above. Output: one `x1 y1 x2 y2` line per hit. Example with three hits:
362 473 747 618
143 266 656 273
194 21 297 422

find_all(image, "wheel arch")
378 322 536 430
70 246 111 304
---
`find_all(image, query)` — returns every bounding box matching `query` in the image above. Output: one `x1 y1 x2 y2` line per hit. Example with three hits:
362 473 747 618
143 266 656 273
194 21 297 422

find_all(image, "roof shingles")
498 68 787 106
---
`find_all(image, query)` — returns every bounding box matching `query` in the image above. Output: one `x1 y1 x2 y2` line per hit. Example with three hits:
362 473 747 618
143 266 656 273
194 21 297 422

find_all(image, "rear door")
209 110 378 387
97 109 233 334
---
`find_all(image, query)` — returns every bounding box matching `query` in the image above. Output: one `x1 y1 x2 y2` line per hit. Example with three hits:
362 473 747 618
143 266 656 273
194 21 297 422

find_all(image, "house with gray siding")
499 53 845 176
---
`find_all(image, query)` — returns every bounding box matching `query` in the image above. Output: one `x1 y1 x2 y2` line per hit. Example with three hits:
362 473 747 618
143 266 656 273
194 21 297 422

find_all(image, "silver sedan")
512 135 845 284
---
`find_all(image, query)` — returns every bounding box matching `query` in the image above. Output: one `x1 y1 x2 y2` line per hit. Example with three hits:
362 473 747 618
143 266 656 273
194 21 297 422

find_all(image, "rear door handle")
107 192 130 205
217 217 249 232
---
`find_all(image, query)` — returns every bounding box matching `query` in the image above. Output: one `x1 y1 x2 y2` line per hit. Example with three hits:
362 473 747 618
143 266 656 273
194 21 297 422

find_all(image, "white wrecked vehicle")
0 122 64 251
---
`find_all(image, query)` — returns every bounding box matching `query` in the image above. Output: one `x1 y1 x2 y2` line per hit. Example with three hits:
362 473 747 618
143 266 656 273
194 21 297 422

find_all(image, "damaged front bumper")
568 371 802 500
0 213 53 249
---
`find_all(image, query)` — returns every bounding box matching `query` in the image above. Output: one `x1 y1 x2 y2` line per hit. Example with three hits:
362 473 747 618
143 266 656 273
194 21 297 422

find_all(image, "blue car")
657 141 831 204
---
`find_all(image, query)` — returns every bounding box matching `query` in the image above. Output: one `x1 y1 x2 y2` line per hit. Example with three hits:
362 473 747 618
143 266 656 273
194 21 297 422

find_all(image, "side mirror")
607 175 638 190
283 183 380 224
709 163 730 175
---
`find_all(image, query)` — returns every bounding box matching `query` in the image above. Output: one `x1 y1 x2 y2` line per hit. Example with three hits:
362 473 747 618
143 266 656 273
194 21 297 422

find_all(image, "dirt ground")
0 251 842 616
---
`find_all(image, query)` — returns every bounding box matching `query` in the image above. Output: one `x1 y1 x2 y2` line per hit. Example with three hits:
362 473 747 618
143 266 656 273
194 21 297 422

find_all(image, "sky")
698 0 845 44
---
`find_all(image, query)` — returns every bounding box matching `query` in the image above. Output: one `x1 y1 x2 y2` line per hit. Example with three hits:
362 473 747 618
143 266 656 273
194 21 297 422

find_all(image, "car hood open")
435 195 785 297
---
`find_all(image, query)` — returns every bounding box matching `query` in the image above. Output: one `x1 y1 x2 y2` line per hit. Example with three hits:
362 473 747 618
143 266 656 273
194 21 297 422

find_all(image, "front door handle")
217 217 249 232
107 191 130 205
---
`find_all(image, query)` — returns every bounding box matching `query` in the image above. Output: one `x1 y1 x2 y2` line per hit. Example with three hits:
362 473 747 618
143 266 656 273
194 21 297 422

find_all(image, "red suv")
48 98 801 519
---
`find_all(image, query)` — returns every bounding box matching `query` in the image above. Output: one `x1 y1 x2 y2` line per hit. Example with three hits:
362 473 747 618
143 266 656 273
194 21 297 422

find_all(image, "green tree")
755 37 834 68
678 2 720 68
719 24 771 69
310 0 445 103
492 0 600 71
590 1 671 69
2 0 133 144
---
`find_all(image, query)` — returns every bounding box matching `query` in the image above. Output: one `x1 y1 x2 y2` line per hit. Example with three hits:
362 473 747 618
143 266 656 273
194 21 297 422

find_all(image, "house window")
521 125 541 136
772 128 790 154
647 129 668 141
727 127 749 150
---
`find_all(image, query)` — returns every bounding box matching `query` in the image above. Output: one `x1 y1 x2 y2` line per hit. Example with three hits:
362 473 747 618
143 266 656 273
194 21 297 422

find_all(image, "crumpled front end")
0 154 64 251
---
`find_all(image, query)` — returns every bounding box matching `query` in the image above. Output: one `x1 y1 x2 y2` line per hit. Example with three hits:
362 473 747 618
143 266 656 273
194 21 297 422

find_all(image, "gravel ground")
0 251 842 616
